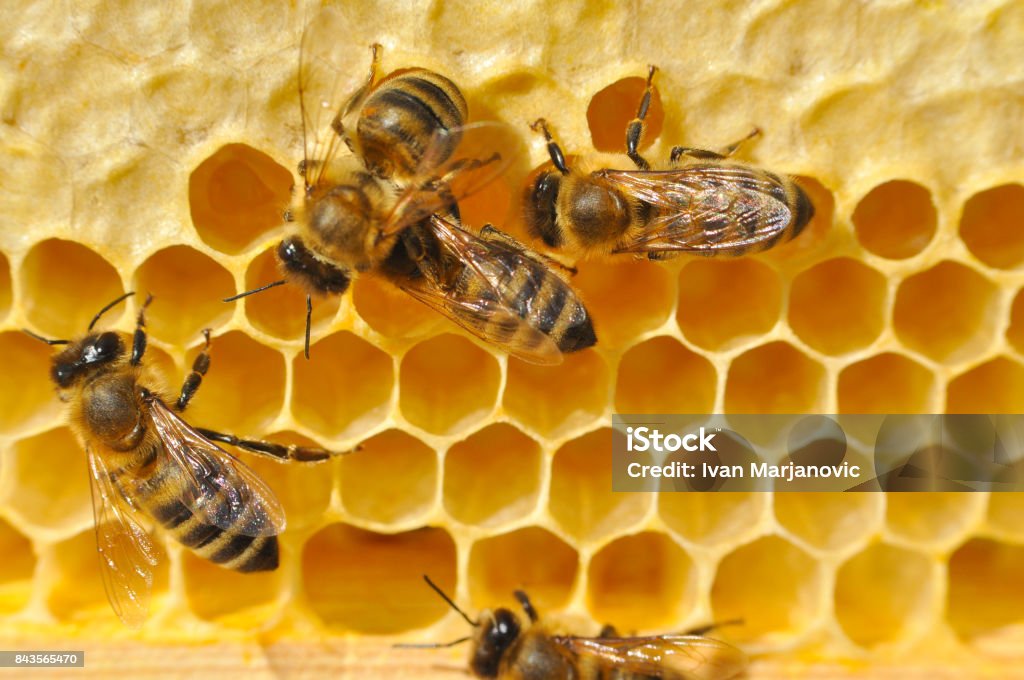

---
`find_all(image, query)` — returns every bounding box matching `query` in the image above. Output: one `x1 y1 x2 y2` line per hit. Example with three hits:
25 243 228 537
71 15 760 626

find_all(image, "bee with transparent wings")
524 67 814 261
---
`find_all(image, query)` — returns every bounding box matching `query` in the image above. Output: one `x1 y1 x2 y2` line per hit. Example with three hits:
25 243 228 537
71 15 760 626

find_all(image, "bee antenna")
22 329 69 346
422 575 479 627
393 637 472 650
88 291 135 331
304 295 312 360
223 280 286 302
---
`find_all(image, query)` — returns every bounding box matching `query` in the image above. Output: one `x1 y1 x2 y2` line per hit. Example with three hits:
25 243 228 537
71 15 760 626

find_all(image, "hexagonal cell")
549 429 649 542
711 536 821 642
587 532 694 631
189 144 292 254
775 493 882 551
468 527 578 612
788 258 887 355
301 524 457 633
948 539 1024 641
185 330 285 435
183 549 281 625
615 337 716 414
399 334 500 435
725 342 825 414
886 493 982 545
243 431 334 531
0 519 35 614
1007 288 1024 354
586 75 664 154
947 357 1024 413
893 261 997 362
504 351 609 438
443 424 542 527
21 239 124 339
239 246 341 342
959 184 1024 269
659 493 767 547
340 430 437 525
987 494 1024 540
677 259 782 350
835 543 934 648
573 259 675 348
8 428 90 533
133 245 234 345
292 331 393 438
0 331 60 434
838 353 935 414
853 180 937 259
353 275 444 339
0 250 11 321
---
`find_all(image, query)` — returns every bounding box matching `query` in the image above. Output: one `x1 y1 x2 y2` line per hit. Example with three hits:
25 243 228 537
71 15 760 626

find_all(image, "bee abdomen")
517 269 596 354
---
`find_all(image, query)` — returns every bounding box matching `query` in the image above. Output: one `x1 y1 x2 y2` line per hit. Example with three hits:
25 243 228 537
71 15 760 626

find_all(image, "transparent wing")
87 448 159 628
298 7 370 190
382 121 521 236
601 165 794 256
145 399 286 537
556 634 747 679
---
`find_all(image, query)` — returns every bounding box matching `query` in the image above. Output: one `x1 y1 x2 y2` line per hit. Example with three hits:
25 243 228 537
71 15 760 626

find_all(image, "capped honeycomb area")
1 1 1023 677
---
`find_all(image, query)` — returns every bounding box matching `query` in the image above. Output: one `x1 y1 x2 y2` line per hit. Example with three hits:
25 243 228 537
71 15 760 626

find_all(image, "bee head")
276 237 351 296
523 169 564 248
50 332 126 388
470 607 522 678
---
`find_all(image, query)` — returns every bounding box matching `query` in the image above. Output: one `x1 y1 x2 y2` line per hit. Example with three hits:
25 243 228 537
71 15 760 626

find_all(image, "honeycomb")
1 0 1023 677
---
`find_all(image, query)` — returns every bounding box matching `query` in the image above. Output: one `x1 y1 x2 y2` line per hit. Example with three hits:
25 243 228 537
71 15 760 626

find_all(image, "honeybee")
23 292 348 627
402 575 747 679
523 66 814 260
227 8 522 358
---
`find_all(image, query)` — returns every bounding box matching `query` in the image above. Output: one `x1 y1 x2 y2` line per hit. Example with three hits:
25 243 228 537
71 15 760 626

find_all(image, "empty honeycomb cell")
834 543 934 648
549 429 649 542
853 180 937 259
788 258 887 355
586 75 664 154
1007 288 1024 354
886 493 982 545
241 246 341 341
243 431 334 531
587 532 694 631
725 342 825 414
301 524 456 634
0 519 34 613
615 336 716 414
775 493 882 551
183 550 281 625
0 331 60 434
658 493 767 547
352 275 444 339
838 353 935 414
340 429 437 525
292 331 393 438
21 239 124 339
947 357 1024 414
443 423 542 527
133 246 235 345
987 494 1024 540
573 259 675 348
677 259 782 351
894 261 998 363
185 330 285 435
504 351 608 437
0 250 10 320
399 334 500 435
188 144 292 255
467 527 578 612
948 539 1024 641
711 536 820 642
959 184 1024 269
8 428 90 532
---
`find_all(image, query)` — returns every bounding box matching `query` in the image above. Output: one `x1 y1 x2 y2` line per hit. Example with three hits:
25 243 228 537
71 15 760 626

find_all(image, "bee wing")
298 7 368 189
382 121 520 236
146 398 286 538
87 448 159 628
555 634 747 679
601 165 795 256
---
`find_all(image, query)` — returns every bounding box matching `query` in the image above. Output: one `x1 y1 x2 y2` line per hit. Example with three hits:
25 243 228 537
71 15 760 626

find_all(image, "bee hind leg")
669 128 762 165
625 65 658 170
175 329 212 412
194 428 360 463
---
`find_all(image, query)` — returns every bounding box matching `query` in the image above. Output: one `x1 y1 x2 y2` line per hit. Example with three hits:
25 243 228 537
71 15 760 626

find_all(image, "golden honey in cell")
523 67 814 261
24 293 346 627
403 576 746 679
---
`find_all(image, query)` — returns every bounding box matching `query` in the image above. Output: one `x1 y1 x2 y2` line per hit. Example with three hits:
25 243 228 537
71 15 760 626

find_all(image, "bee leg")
335 43 383 139
480 225 578 276
175 329 212 412
682 618 744 636
625 65 657 171
669 128 762 165
194 428 360 462
513 590 539 623
129 293 155 366
529 118 570 175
